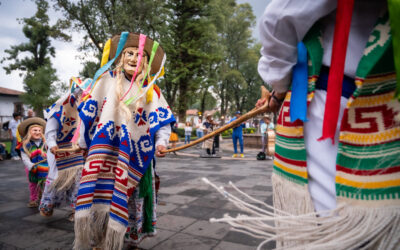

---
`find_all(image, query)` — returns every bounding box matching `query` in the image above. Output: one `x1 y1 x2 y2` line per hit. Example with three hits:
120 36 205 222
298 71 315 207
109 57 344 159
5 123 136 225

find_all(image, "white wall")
0 95 30 117
0 96 19 117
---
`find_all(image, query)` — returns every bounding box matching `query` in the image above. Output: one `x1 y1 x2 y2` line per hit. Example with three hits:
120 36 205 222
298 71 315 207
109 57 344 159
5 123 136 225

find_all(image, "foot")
240 154 244 158
12 156 20 160
27 200 39 208
68 212 75 222
40 210 53 217
232 154 237 158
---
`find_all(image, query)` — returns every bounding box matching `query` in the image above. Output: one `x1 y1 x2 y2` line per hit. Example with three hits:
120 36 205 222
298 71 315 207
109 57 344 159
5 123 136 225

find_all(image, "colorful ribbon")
120 34 147 101
388 0 400 101
100 39 112 67
124 52 166 106
83 32 129 101
290 42 309 122
125 41 159 105
319 0 354 144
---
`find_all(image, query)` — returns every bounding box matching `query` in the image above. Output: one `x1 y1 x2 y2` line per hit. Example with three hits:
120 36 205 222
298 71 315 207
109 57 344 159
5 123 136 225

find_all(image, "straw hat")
18 117 46 138
110 33 165 75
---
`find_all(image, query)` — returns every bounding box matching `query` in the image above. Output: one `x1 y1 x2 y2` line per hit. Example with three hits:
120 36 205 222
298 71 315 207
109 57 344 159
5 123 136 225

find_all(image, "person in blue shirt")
229 111 245 158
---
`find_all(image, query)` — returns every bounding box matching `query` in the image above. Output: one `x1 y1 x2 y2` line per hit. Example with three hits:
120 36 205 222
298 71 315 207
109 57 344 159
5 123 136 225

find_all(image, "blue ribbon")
87 32 129 90
290 42 309 122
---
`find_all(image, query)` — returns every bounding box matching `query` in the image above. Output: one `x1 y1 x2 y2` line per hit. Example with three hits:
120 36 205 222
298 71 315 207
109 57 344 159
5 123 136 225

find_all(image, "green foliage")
21 65 59 117
221 128 233 137
53 0 262 121
1 0 70 117
80 61 100 79
243 128 256 134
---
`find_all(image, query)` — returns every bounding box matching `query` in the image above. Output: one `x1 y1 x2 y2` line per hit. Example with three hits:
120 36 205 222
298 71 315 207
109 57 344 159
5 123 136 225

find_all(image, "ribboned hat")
109 32 165 75
18 117 46 138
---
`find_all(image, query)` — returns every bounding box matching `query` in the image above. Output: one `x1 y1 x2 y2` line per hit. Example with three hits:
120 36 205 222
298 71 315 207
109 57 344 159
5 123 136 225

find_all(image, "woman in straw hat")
74 32 175 250
19 117 48 208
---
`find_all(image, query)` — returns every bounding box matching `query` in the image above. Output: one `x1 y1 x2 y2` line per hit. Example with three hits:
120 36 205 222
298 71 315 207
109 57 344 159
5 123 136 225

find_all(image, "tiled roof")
0 87 24 96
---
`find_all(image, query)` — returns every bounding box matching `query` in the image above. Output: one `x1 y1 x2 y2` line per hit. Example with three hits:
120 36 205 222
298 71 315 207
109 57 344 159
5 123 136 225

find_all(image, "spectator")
184 122 192 144
196 118 204 139
0 143 6 160
23 109 34 120
169 122 179 155
8 112 21 160
229 111 245 158
203 114 219 155
260 115 274 159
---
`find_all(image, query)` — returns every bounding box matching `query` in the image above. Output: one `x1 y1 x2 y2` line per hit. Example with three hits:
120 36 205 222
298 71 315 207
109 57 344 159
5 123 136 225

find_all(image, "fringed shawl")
74 71 175 249
44 87 84 191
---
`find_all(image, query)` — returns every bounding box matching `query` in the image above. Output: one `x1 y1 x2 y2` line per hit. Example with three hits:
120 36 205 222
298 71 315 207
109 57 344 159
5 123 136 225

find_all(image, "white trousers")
304 90 348 212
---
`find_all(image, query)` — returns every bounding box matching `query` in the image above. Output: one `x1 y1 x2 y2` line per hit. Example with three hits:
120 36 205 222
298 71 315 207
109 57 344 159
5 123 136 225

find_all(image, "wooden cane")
161 86 271 154
31 144 82 167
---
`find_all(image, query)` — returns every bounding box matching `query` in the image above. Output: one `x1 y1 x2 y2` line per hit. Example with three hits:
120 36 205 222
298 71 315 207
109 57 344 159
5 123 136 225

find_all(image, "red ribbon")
319 0 354 144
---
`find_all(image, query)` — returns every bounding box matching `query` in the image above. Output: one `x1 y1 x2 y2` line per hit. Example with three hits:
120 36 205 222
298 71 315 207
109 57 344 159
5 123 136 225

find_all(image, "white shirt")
258 0 386 93
184 126 193 136
45 117 59 180
9 118 20 137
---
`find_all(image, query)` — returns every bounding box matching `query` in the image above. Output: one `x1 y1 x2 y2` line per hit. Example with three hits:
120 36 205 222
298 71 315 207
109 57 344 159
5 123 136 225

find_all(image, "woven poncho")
271 13 400 248
74 71 175 249
24 141 48 183
44 87 85 191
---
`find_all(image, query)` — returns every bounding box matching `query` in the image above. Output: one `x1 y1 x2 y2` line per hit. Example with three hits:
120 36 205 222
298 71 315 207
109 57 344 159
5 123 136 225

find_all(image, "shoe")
12 156 20 160
232 154 237 158
40 210 53 217
68 212 75 222
240 154 244 158
27 200 39 208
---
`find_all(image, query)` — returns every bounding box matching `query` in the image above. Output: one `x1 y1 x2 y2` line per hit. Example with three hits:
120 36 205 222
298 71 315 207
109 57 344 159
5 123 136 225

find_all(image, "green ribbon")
388 0 400 101
124 41 159 106
139 166 154 233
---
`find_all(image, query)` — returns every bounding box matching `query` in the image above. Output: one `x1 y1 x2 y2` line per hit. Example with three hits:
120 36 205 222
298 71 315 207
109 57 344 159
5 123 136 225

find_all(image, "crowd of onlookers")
170 112 276 159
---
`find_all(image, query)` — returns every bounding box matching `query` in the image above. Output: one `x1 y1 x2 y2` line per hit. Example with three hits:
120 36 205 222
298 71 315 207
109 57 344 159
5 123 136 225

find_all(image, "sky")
0 0 269 92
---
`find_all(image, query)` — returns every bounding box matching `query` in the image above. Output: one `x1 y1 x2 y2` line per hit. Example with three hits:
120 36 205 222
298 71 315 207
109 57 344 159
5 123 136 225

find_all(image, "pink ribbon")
120 34 147 101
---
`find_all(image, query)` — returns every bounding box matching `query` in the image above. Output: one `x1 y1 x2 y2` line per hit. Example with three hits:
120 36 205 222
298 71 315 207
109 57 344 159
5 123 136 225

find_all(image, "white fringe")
103 219 126 250
74 205 109 249
202 177 400 250
50 166 82 192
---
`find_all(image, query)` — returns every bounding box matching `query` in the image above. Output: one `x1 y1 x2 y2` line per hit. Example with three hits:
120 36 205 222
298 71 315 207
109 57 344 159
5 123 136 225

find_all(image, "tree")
1 0 70 117
211 2 258 117
53 0 169 62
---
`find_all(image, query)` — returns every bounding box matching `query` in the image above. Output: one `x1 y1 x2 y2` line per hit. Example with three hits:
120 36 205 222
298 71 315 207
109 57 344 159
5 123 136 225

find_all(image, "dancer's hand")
269 90 286 113
50 146 58 155
156 145 167 157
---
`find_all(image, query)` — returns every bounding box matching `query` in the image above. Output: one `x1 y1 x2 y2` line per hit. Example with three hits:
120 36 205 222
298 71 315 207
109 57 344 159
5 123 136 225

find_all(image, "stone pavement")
0 141 275 250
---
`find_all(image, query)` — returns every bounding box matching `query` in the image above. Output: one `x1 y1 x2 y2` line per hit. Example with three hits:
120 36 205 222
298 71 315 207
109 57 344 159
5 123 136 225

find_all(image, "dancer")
19 117 48 208
39 77 85 219
251 0 400 248
74 32 174 249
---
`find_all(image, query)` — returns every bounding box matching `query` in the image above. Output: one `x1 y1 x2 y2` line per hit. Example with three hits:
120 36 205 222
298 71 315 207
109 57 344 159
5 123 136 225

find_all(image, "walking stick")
31 144 82 167
161 86 272 154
